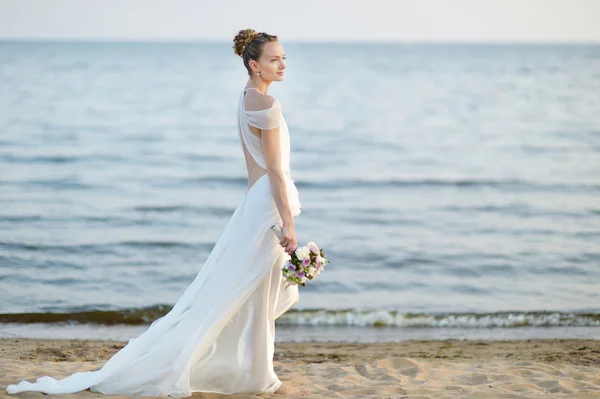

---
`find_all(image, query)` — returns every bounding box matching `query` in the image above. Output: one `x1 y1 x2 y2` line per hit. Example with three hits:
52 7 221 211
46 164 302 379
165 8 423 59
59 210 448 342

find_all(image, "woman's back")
237 87 292 192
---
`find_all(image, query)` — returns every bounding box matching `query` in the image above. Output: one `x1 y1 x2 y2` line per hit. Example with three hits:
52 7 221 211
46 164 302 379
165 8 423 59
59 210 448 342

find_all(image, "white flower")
307 266 316 276
294 246 310 261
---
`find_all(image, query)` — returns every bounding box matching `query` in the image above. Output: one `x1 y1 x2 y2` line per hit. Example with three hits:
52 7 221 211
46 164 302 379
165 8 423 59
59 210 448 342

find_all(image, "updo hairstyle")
233 29 278 76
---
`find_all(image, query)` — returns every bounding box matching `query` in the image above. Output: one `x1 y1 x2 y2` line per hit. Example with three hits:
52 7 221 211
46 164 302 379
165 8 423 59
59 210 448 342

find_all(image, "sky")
0 0 599 43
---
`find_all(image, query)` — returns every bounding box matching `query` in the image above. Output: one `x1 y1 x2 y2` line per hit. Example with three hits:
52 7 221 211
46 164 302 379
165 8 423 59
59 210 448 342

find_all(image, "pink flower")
302 257 311 267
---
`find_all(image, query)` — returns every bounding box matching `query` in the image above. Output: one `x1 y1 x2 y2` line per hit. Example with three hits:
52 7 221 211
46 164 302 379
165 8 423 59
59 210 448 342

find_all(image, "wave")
1 307 599 328
0 305 171 325
131 205 233 217
0 240 209 254
2 174 598 192
0 154 78 163
135 176 600 194
278 309 600 328
0 178 105 190
295 178 600 192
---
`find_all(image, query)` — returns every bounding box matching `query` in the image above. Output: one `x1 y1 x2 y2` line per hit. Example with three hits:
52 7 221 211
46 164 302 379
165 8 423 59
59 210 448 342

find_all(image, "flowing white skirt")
6 173 302 397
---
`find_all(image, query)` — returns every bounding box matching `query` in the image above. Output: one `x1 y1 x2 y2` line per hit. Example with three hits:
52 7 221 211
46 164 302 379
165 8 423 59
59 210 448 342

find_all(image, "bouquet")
270 222 329 288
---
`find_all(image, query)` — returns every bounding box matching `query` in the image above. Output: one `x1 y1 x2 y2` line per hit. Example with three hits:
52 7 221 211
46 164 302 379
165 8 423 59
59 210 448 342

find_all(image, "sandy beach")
1 338 598 398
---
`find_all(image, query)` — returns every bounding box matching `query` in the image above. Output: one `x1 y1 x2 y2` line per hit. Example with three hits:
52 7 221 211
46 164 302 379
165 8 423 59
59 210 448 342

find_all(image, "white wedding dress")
6 87 302 397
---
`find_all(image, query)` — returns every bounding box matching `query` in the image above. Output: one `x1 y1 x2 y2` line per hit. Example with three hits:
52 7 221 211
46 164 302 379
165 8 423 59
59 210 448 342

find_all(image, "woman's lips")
277 72 284 75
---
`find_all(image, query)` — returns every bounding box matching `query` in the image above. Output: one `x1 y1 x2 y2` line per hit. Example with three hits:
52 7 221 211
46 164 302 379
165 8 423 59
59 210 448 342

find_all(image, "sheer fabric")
245 97 281 130
6 88 302 397
237 88 299 208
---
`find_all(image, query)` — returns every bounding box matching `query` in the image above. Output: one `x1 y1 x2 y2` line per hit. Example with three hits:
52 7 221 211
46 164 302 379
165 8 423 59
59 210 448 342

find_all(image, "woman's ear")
249 59 258 73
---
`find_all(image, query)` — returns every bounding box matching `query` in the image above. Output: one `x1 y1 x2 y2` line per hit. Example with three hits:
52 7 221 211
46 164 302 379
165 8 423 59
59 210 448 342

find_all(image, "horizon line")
1 37 600 45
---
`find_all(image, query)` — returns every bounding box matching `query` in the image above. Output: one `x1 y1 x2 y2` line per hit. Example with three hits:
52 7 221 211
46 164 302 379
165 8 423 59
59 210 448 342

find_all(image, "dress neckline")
243 87 264 94
241 88 280 113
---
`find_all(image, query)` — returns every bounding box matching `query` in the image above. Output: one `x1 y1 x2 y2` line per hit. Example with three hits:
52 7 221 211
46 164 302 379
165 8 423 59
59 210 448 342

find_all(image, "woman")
6 28 310 397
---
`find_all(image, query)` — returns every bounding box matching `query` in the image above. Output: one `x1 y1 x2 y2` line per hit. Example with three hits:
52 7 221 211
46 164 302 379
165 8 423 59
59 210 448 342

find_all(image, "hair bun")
233 29 259 57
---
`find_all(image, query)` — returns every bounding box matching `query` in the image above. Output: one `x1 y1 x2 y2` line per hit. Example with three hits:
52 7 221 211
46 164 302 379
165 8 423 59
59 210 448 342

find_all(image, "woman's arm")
262 123 293 228
262 125 297 255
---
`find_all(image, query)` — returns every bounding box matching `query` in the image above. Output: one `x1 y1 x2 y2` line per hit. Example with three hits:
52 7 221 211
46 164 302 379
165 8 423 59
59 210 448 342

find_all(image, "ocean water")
1 41 599 341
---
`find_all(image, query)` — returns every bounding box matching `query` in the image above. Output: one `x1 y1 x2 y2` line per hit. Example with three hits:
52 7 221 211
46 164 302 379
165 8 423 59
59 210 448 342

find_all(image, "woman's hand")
279 224 297 256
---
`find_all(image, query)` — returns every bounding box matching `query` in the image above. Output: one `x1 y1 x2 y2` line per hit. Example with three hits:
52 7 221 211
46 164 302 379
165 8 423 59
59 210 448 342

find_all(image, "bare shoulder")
244 89 279 112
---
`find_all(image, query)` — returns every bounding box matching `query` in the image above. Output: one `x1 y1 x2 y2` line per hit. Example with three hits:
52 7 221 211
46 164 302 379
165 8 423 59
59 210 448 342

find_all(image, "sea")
0 41 599 342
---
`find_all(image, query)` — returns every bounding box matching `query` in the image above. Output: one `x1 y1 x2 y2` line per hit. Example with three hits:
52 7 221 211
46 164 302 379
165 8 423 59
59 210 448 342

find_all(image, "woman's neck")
246 78 271 95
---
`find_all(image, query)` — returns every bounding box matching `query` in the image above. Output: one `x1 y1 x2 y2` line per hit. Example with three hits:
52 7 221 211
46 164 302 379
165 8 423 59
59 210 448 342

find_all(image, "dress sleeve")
244 99 281 130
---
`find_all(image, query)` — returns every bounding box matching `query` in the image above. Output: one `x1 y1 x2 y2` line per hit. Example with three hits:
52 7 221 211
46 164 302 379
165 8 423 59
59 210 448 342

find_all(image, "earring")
256 72 260 76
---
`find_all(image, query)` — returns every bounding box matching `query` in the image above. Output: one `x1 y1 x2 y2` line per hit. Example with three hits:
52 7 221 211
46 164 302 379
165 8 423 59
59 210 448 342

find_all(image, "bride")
6 28 310 397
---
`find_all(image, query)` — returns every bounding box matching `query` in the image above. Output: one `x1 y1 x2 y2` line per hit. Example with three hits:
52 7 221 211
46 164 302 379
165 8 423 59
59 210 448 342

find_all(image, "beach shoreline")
1 338 598 398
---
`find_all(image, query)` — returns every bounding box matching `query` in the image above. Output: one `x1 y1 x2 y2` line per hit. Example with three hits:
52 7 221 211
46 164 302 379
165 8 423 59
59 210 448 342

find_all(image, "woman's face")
254 41 286 82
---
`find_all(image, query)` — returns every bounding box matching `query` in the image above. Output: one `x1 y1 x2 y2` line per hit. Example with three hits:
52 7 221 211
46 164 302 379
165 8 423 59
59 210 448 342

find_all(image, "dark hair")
233 29 278 76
